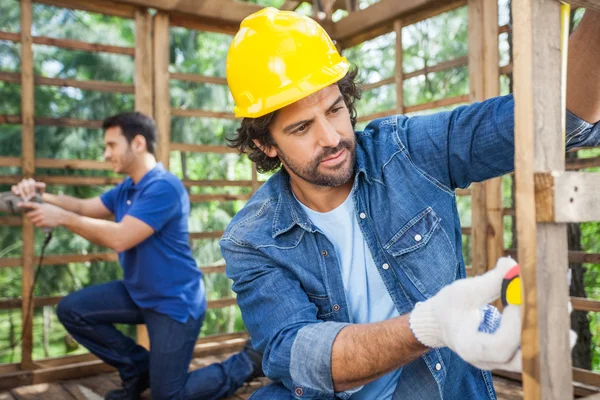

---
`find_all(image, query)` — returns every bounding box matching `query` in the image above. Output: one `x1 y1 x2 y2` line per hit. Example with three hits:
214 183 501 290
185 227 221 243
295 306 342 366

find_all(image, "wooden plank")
0 175 121 186
196 331 247 345
207 298 237 309
572 368 600 392
35 76 134 93
182 179 257 187
0 31 21 43
0 216 21 226
171 108 237 120
0 296 63 310
153 12 171 168
134 8 153 117
31 360 115 385
356 109 395 123
33 36 135 56
35 158 112 170
107 0 263 25
188 194 252 202
456 188 471 196
566 155 600 170
481 0 503 273
334 0 463 46
200 264 226 274
403 56 468 80
170 72 227 86
11 381 77 399
512 0 571 398
0 156 21 167
170 142 239 154
20 0 35 370
505 249 600 264
553 172 600 222
189 231 225 240
468 0 487 277
251 163 259 195
403 94 469 114
461 227 471 235
571 297 600 313
280 1 301 11
0 115 104 129
395 20 404 114
35 0 136 18
362 77 395 92
168 12 239 35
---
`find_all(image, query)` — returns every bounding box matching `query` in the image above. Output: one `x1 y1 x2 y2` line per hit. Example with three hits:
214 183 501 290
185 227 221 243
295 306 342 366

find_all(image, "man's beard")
277 138 356 187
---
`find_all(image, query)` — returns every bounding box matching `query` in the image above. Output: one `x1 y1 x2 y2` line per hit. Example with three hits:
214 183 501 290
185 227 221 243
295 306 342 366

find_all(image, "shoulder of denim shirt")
220 171 282 246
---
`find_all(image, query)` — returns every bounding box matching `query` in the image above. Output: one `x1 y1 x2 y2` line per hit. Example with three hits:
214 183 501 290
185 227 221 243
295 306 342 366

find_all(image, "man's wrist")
58 208 76 227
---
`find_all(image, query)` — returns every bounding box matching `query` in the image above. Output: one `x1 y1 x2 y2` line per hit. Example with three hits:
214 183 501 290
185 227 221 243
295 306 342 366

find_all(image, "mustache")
317 139 354 163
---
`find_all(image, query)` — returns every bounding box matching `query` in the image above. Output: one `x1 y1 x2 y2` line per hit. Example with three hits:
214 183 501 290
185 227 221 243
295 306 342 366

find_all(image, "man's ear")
252 139 277 158
132 134 148 153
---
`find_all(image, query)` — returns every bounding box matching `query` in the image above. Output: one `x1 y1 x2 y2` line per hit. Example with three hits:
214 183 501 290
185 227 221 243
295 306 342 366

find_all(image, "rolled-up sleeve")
221 237 356 399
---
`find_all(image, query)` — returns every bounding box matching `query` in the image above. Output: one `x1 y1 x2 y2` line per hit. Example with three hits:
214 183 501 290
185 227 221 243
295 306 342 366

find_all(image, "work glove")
409 257 523 371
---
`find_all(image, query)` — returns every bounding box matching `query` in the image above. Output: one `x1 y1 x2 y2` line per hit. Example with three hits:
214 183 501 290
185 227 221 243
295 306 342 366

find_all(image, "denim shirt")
221 94 600 399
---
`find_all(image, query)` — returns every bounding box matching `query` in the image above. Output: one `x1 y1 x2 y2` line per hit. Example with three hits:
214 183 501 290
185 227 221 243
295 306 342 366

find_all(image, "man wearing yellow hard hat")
221 7 600 399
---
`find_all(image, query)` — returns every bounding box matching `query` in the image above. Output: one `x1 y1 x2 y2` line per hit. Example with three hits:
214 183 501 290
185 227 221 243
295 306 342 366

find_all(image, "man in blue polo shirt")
13 112 263 400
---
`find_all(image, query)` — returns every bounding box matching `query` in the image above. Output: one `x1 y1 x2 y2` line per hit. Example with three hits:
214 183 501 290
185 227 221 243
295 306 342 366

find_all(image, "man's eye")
296 123 309 133
330 107 343 114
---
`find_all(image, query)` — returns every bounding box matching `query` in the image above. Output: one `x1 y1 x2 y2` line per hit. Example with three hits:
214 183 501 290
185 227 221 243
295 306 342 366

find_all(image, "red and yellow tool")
501 264 521 307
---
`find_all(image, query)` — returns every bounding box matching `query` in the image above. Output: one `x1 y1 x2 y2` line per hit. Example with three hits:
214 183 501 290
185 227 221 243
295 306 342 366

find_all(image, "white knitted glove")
409 257 523 371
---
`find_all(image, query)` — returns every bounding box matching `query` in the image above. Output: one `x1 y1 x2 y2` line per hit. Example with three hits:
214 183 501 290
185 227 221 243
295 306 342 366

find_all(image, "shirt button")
321 250 328 257
414 234 422 242
126 200 131 205
295 387 303 396
382 263 390 270
435 363 442 371
359 212 366 219
333 304 340 312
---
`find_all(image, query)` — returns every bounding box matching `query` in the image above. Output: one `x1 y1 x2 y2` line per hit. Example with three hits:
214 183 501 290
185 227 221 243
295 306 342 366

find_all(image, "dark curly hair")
227 66 362 173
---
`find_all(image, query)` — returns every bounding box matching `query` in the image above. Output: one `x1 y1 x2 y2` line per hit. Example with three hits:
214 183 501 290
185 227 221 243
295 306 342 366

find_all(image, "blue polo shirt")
100 163 206 323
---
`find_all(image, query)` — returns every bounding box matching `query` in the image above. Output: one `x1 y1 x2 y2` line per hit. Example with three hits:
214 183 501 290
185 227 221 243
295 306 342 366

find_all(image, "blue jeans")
57 280 254 399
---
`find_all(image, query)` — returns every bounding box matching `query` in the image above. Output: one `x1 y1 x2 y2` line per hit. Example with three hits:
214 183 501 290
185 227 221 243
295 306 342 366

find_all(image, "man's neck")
129 154 157 184
291 177 354 213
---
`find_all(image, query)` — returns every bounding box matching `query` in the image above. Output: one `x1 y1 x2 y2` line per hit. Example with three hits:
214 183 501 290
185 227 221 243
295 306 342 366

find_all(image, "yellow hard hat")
226 7 350 118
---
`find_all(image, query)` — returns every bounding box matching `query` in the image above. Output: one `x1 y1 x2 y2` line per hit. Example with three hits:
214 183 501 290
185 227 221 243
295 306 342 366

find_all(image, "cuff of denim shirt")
290 321 362 398
566 109 598 145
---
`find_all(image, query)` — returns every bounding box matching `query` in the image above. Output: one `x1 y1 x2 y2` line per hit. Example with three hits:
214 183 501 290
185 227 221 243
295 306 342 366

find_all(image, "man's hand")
12 178 46 201
20 201 68 229
409 257 522 371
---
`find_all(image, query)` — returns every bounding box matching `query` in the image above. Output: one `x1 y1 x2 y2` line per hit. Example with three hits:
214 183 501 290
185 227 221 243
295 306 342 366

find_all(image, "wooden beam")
33 35 135 55
207 297 237 309
170 142 239 154
566 155 600 170
513 0 572 398
182 179 256 187
168 11 239 35
0 252 118 268
395 20 404 114
110 0 263 25
403 94 469 114
335 0 465 47
134 8 153 117
171 108 237 120
571 297 600 313
35 158 112 170
189 231 225 240
280 1 301 11
36 0 136 18
403 56 468 80
505 249 600 264
170 72 227 85
154 12 171 168
0 216 21 226
0 31 20 42
0 175 122 186
535 171 600 223
189 193 252 202
20 0 35 370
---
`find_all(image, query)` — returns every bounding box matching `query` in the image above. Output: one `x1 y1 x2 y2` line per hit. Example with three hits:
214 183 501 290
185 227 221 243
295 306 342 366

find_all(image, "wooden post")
513 0 572 398
135 8 153 116
467 0 487 276
468 0 501 276
153 12 171 169
134 8 153 350
394 20 404 115
20 0 35 370
251 164 259 196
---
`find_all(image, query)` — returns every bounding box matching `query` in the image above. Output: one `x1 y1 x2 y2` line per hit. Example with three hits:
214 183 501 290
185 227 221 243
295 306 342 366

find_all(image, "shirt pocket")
306 293 334 321
383 207 457 298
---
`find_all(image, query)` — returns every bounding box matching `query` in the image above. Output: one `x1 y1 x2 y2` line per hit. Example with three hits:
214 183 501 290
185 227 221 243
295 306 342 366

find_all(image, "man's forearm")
331 314 427 391
59 211 121 251
567 10 600 123
43 193 84 215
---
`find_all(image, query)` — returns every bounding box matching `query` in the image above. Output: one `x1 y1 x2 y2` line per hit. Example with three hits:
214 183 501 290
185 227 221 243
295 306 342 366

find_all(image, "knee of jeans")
56 294 77 324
